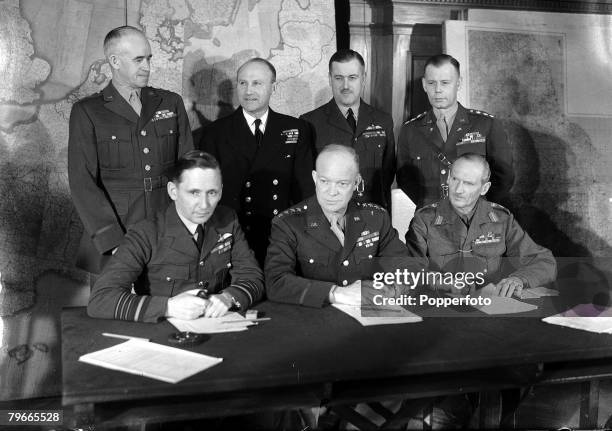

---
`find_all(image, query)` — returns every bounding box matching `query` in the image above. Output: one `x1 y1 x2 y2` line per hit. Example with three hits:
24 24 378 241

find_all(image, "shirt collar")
242 108 269 133
321 208 346 230
176 208 199 236
433 102 459 124
336 100 360 122
112 80 141 104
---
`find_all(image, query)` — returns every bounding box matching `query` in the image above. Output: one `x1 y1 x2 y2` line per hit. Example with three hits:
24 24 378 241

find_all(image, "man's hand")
330 280 362 306
203 292 232 318
166 291 208 320
496 276 524 298
428 271 473 295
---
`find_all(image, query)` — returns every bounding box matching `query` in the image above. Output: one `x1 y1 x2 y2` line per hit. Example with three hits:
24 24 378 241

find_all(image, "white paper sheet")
168 312 255 333
518 286 559 299
333 304 422 326
475 296 539 315
543 304 612 334
79 339 223 383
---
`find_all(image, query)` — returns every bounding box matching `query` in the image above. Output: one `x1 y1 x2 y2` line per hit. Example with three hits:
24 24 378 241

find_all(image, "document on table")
168 312 255 333
543 304 612 334
473 284 539 314
79 339 223 383
333 304 422 326
518 286 559 299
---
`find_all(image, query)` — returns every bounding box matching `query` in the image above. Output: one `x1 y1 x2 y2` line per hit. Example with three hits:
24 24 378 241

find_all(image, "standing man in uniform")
406 154 555 297
198 58 314 266
68 26 193 281
266 145 424 307
300 49 395 211
397 54 513 208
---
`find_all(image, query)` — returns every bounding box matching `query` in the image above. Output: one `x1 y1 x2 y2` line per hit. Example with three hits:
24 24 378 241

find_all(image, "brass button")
199 261 204 266
169 129 174 134
111 135 116 140
273 209 278 215
245 196 251 203
272 179 278 185
343 260 349 266
441 169 447 175
198 281 204 286
166 277 172 282
272 194 278 200
309 258 314 263
245 181 251 188
246 211 252 216
143 147 150 154
141 130 147 136
144 165 151 171
342 280 348 286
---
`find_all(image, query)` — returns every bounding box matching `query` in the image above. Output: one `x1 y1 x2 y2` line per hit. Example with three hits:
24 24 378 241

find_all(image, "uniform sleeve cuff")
92 224 125 254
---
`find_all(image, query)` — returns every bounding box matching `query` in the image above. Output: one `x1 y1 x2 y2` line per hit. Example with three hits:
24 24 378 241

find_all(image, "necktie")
330 214 345 247
129 90 142 116
195 224 204 252
437 114 449 142
346 108 357 135
254 118 263 147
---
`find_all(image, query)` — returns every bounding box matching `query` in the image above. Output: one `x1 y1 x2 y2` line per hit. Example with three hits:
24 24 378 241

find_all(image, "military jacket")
300 99 395 210
87 204 263 322
68 82 193 273
199 108 314 265
397 103 513 208
265 196 425 307
405 198 556 288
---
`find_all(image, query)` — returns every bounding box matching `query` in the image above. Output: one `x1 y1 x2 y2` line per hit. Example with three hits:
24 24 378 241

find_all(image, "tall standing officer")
396 54 514 208
300 49 395 211
68 26 193 281
198 58 314 266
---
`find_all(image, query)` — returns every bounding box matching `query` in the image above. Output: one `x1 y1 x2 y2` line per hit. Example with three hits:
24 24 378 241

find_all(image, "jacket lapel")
103 83 139 124
200 213 222 259
341 201 366 259
139 87 163 126
251 109 285 170
325 99 354 135
421 110 445 150
444 104 469 157
355 100 373 138
165 205 200 258
304 197 342 253
233 108 258 163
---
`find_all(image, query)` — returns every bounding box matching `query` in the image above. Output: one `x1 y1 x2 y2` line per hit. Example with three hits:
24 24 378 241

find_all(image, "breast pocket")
97 128 134 169
154 117 178 163
149 264 190 296
428 239 461 272
472 241 506 276
298 254 331 279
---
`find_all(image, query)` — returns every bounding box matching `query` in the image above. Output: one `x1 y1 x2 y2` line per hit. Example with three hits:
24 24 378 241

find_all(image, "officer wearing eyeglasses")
265 145 424 307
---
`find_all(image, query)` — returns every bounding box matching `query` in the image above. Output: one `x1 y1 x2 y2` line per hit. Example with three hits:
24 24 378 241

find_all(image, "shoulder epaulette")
357 202 386 212
277 204 308 219
488 202 511 221
415 202 438 213
468 109 494 119
403 111 427 125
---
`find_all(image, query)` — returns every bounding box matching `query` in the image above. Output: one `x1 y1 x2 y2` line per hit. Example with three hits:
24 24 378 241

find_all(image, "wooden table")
62 298 612 429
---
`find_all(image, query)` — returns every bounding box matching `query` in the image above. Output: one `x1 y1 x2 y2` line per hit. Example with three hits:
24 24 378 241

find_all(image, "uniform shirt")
68 82 193 273
265 196 426 307
405 197 556 288
87 204 263 322
397 103 514 208
300 99 396 211
243 109 269 135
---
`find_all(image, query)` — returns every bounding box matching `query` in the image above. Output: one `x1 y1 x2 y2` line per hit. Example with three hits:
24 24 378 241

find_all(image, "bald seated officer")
406 153 556 297
88 151 263 322
265 145 425 307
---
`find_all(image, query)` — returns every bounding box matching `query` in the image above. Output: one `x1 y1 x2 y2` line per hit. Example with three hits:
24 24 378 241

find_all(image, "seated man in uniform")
406 153 556 297
88 150 263 322
265 144 424 307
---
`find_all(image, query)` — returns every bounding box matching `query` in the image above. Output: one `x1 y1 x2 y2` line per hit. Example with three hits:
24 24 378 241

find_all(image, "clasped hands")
166 289 233 320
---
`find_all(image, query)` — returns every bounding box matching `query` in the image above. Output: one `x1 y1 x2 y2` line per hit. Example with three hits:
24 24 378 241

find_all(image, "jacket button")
169 129 174 134
111 135 116 140
245 181 251 188
141 130 147 136
143 147 150 154
272 179 278 185
199 261 204 266
272 194 278 200
273 209 278 215
309 258 314 263
227 262 232 268
246 211 252 216
166 277 172 282
342 280 348 286
198 281 204 286
343 260 349 266
368 255 372 259
144 165 151 171
441 169 447 175
245 196 251 203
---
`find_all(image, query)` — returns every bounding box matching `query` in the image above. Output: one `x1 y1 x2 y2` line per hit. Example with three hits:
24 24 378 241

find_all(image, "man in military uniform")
300 49 395 211
397 54 513 208
198 58 314 266
68 26 193 279
266 145 424 307
88 151 263 322
406 154 555 296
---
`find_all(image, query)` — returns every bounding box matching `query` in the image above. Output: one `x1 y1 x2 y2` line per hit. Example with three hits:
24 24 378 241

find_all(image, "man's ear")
312 170 317 185
108 54 120 70
457 75 463 91
167 181 178 201
480 181 491 196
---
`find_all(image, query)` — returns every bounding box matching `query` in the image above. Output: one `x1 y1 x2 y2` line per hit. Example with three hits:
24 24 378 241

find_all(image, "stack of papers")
79 339 223 383
168 312 255 333
333 304 422 326
543 304 612 334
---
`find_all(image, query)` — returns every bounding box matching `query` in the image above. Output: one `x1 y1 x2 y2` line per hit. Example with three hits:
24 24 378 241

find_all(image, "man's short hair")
103 26 144 57
168 150 221 183
328 49 365 72
316 144 360 172
424 54 460 76
237 57 277 82
453 153 491 184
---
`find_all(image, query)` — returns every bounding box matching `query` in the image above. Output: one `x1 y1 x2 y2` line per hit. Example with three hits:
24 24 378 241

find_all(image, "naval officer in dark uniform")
397 54 513 208
68 26 193 279
198 58 314 266
88 151 263 322
406 154 555 297
300 49 395 211
265 145 424 307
